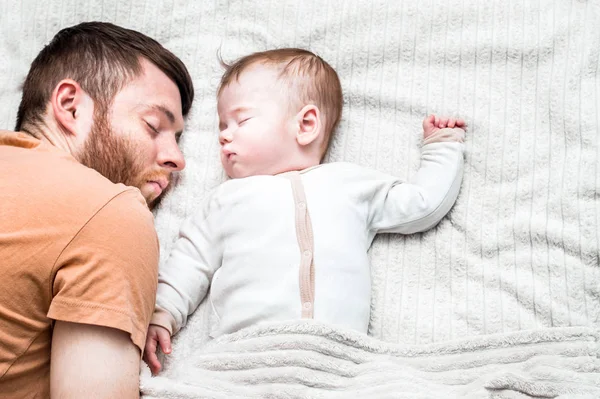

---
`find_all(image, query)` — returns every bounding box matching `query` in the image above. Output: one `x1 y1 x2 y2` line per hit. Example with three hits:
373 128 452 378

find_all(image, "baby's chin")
225 168 279 179
223 162 295 179
227 171 260 179
223 165 253 179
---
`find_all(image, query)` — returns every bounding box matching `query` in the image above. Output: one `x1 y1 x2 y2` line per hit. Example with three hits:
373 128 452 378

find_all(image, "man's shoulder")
2 131 149 230
59 168 152 238
48 154 147 218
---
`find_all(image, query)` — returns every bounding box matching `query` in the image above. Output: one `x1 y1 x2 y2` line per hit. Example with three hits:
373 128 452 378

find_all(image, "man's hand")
143 324 172 375
423 114 466 139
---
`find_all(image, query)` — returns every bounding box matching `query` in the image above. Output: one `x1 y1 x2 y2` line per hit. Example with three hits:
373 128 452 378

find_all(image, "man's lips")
148 178 169 193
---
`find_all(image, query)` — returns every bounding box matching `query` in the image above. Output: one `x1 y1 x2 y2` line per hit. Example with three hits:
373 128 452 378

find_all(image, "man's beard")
77 112 164 209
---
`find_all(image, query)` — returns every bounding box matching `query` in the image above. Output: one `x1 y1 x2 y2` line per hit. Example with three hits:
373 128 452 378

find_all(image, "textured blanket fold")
140 321 600 398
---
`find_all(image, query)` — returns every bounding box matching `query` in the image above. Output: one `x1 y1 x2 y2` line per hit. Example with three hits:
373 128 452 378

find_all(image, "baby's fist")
423 114 466 139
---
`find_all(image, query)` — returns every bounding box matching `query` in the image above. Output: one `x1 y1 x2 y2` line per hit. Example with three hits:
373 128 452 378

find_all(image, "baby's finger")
148 351 162 374
422 114 436 130
144 336 157 360
455 118 466 127
447 118 456 128
439 118 449 128
143 340 161 375
158 330 172 354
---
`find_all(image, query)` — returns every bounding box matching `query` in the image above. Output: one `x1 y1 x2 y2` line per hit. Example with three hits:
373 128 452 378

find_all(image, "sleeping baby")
143 48 466 374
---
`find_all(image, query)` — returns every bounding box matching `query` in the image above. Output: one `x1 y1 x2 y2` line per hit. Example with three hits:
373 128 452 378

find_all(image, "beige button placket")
286 172 315 319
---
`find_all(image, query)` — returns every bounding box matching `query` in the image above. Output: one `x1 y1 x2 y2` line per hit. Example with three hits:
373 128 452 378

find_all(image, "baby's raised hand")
422 114 466 140
143 324 172 375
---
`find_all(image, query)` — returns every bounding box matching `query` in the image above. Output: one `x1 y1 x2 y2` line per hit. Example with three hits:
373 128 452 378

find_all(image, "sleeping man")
0 21 194 398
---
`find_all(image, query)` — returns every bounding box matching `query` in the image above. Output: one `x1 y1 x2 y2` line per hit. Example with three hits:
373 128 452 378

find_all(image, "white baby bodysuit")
152 139 465 337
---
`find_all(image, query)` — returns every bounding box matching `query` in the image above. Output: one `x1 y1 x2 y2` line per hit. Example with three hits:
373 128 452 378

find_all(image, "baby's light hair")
217 48 343 156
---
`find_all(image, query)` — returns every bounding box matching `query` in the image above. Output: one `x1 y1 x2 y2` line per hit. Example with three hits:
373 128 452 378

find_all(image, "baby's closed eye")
238 117 252 125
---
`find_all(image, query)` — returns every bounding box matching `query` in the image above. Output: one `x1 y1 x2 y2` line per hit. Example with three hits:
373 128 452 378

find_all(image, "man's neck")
21 121 76 156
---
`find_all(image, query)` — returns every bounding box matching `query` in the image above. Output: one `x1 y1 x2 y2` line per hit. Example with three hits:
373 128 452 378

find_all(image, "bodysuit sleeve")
48 189 159 353
367 129 465 235
151 194 222 335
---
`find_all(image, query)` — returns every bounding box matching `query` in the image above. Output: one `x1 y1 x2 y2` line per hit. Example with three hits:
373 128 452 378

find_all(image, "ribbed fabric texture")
1 0 598 350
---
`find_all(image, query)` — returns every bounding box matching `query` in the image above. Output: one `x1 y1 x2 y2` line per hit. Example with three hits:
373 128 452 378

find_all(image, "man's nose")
158 136 186 171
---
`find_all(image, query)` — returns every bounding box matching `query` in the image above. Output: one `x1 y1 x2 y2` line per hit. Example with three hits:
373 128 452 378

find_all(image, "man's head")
16 22 194 207
216 48 343 179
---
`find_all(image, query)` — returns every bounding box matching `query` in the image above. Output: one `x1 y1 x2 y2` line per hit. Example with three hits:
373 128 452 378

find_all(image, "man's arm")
50 321 140 399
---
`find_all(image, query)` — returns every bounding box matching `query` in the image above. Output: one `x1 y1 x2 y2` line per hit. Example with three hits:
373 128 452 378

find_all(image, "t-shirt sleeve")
47 189 159 353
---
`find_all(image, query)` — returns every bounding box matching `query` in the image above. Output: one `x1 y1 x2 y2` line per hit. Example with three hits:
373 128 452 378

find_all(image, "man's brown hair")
15 21 194 133
217 48 343 155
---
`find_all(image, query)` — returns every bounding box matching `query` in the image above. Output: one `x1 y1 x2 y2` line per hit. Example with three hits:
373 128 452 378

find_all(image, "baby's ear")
295 104 322 146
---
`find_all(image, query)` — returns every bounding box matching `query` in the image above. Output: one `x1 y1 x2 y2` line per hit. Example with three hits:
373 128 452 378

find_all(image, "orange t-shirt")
0 131 159 398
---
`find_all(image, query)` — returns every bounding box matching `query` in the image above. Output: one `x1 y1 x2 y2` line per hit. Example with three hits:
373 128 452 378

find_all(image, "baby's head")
217 48 342 178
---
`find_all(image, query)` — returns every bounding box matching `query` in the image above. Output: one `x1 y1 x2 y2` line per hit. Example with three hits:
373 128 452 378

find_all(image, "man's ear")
295 104 322 146
51 79 94 138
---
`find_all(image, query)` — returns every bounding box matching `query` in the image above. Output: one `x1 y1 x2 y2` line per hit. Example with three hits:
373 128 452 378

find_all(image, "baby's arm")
368 114 466 234
153 211 221 333
143 199 222 374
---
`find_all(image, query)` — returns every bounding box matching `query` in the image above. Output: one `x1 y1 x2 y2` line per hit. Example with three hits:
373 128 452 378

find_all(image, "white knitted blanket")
139 320 600 399
1 0 599 397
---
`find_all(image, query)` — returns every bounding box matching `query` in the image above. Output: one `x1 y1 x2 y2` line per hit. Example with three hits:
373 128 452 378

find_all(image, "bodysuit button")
298 202 306 210
303 302 312 310
303 250 312 257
